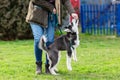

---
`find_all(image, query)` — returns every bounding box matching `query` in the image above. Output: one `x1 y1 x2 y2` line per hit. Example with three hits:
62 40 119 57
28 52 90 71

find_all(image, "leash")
58 25 63 35
54 14 63 35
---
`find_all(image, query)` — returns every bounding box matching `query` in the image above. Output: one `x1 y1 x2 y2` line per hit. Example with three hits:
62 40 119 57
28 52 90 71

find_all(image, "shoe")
36 62 42 74
45 64 50 74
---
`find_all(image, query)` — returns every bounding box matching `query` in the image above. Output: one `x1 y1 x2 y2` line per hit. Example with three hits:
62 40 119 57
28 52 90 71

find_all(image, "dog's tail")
39 35 48 52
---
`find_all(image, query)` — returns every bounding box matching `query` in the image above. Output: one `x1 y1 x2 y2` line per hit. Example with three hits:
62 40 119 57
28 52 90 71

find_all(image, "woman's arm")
63 0 78 19
62 0 75 14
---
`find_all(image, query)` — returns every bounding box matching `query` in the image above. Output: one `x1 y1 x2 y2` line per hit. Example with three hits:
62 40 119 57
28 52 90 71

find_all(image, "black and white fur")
39 19 80 75
39 31 77 75
64 19 80 61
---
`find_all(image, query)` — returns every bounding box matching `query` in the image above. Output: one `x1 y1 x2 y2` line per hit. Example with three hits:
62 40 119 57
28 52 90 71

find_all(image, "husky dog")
39 31 77 75
39 19 80 75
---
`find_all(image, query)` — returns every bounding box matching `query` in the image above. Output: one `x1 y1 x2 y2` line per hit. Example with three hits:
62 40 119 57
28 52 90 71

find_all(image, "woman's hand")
53 8 56 14
71 13 78 19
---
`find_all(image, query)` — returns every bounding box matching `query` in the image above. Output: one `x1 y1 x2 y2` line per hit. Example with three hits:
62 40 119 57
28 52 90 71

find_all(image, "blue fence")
81 3 117 35
116 4 120 36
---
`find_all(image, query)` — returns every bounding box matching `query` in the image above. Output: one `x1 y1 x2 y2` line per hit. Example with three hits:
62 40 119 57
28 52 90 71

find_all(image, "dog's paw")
50 69 59 75
54 68 59 72
55 73 60 75
74 58 78 62
73 57 77 62
51 73 59 76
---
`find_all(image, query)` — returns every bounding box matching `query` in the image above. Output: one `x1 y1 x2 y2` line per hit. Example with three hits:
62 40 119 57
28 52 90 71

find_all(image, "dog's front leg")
66 52 72 71
71 47 77 62
71 48 75 61
73 48 77 62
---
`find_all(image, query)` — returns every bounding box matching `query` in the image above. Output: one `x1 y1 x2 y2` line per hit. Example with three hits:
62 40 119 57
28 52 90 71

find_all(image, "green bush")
0 0 32 40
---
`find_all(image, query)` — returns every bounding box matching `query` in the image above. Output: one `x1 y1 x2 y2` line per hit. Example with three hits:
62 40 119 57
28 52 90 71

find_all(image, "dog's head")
64 19 79 34
66 32 77 41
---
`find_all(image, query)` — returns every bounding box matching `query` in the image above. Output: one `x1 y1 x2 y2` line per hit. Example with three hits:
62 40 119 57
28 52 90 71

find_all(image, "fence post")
81 5 86 33
116 3 120 36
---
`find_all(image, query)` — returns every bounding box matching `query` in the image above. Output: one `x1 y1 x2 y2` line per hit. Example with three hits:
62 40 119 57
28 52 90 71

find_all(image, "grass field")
0 34 120 80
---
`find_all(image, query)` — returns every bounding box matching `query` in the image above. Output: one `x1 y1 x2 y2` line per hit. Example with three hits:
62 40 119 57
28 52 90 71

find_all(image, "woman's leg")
30 23 44 74
30 23 44 62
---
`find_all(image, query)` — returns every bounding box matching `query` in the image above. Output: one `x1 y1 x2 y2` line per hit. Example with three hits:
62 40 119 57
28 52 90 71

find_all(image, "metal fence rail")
81 4 116 35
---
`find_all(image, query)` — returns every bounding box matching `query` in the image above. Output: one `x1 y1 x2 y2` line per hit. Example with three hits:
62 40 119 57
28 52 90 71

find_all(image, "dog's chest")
72 34 79 46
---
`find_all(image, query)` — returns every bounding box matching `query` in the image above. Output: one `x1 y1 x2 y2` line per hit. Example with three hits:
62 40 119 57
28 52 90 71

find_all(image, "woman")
26 0 78 74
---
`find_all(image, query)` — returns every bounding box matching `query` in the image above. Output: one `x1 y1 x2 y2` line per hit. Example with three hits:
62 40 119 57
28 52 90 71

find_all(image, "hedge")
0 0 32 40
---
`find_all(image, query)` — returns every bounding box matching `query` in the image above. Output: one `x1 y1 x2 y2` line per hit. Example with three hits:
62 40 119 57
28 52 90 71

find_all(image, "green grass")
1 34 120 80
